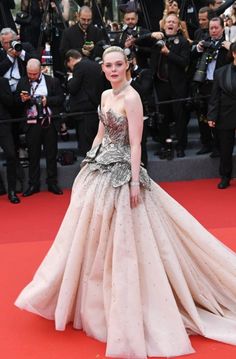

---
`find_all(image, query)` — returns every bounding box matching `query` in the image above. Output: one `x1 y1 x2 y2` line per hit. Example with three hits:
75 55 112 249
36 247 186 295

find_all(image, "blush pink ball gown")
15 108 236 359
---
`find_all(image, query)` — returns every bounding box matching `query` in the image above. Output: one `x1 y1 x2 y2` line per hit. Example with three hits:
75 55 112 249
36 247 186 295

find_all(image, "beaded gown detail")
15 108 236 359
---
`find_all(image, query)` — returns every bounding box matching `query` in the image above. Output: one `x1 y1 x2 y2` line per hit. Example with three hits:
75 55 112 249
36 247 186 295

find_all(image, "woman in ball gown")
15 46 236 359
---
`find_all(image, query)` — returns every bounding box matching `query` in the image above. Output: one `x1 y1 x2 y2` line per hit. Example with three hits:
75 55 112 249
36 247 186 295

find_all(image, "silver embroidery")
82 108 151 190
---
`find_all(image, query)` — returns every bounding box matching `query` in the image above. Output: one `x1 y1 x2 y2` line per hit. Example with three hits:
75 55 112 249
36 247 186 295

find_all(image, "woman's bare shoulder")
125 85 141 102
101 89 112 104
124 86 142 112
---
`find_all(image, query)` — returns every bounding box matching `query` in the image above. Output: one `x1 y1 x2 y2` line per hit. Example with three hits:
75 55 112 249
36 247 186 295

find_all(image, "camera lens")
11 40 23 52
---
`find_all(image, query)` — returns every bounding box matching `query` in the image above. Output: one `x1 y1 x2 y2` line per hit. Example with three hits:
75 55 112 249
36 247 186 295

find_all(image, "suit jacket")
0 0 17 32
0 77 14 136
118 26 151 68
67 58 103 112
59 23 104 59
150 34 190 96
0 42 38 78
15 74 64 132
207 64 236 129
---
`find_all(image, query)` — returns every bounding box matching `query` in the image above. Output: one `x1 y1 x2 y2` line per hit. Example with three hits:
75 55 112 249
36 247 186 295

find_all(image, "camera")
193 40 220 83
33 96 45 120
10 40 23 52
155 36 177 49
200 40 216 51
155 39 166 48
126 28 138 38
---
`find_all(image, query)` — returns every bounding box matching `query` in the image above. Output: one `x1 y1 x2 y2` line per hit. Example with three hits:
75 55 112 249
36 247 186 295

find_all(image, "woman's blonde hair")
102 46 128 62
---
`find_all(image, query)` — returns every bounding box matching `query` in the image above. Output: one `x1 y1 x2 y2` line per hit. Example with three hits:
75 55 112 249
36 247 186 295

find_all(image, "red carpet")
1 178 236 359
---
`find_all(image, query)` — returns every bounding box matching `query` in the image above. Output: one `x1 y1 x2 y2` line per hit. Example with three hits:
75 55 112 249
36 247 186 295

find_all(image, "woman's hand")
208 120 216 128
130 183 141 209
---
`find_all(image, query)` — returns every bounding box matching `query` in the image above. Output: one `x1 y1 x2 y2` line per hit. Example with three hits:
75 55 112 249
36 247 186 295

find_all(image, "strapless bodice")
99 107 130 147
81 107 151 189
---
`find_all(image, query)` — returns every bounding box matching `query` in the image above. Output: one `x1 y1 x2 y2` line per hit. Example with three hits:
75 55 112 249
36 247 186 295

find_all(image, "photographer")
150 13 190 158
0 27 38 162
0 28 38 93
192 17 231 156
0 76 20 204
118 8 151 68
15 58 64 196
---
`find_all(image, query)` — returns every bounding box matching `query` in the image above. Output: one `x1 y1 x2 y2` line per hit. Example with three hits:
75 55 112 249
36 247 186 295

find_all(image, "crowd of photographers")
0 0 236 204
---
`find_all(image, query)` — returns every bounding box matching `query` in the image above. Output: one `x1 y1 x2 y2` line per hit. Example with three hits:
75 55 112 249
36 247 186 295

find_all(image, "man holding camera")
0 28 37 93
0 76 20 204
119 8 151 68
192 17 230 156
15 58 64 196
0 27 38 160
150 13 190 158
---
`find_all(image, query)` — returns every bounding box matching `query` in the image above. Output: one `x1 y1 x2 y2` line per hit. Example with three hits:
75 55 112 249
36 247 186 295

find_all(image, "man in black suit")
118 8 151 69
192 17 230 156
150 13 190 158
60 5 104 60
65 49 103 157
15 58 64 196
0 77 20 203
0 27 37 92
207 42 236 189
0 27 38 157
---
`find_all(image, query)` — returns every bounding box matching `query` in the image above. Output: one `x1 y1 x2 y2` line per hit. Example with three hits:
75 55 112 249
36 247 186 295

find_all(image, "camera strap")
30 77 42 97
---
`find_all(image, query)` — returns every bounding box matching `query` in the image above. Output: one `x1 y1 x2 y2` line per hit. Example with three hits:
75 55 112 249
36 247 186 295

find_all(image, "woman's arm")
125 89 143 208
91 119 105 148
90 91 109 148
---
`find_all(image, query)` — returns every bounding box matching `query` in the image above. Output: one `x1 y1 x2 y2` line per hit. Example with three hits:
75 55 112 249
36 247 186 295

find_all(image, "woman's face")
167 1 179 13
102 51 128 83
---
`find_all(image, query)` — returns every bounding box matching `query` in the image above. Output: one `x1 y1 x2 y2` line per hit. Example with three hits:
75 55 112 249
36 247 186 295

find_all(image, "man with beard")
118 8 151 68
59 5 104 60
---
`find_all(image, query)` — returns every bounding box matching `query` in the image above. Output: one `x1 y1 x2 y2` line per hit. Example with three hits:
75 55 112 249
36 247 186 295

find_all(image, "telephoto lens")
165 138 174 160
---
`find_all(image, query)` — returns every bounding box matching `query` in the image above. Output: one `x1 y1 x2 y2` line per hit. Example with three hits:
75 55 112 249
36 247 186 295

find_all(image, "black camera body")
126 27 138 38
200 40 216 51
193 40 221 83
155 36 178 49
10 40 23 52
32 96 45 120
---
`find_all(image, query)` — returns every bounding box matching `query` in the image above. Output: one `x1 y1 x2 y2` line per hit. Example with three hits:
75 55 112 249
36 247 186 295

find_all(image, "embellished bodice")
100 108 130 147
82 107 151 189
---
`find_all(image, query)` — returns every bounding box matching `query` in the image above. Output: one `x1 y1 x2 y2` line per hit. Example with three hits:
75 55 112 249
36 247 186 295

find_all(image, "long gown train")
15 108 236 359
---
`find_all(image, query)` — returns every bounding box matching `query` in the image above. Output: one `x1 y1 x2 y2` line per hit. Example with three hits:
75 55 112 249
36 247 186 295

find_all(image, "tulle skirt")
15 165 236 358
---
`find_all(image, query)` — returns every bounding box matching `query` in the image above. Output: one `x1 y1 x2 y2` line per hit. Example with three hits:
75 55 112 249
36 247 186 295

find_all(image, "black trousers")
74 113 99 157
155 80 188 150
217 128 235 179
197 81 219 149
0 132 17 191
26 124 58 186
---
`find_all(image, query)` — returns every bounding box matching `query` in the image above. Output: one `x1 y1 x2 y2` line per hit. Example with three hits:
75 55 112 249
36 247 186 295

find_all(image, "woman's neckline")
99 106 126 119
112 82 130 96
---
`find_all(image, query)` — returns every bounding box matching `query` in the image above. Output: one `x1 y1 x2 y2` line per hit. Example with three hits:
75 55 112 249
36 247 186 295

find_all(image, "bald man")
59 5 104 60
15 59 64 196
